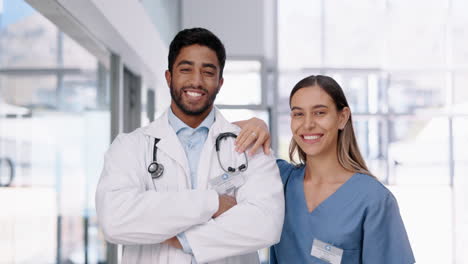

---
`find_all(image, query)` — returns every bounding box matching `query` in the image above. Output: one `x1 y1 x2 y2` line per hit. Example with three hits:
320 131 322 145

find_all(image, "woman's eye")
292 112 303 117
315 111 326 116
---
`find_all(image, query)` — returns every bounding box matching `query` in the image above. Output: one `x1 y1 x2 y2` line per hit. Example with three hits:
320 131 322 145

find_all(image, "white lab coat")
95 108 284 264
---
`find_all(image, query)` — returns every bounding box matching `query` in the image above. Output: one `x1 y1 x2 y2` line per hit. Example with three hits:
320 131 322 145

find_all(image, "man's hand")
163 236 182 249
233 117 271 156
213 195 237 218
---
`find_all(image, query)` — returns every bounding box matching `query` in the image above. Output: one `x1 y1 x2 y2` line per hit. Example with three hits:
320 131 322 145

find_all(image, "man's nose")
189 70 203 88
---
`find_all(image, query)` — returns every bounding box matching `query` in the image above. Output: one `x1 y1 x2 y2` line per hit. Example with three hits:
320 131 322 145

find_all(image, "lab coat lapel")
143 110 191 187
196 129 216 191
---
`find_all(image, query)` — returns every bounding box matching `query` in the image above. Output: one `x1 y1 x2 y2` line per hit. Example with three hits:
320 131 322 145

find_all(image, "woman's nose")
304 114 316 130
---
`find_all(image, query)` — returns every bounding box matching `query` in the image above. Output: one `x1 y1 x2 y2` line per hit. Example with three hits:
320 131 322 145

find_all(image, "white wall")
182 0 275 60
26 0 169 89
141 0 181 46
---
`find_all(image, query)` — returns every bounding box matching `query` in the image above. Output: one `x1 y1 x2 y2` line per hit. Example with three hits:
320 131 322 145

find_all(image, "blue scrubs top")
270 160 415 264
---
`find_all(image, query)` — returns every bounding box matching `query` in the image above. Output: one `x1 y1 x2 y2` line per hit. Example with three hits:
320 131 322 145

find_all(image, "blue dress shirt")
168 108 215 262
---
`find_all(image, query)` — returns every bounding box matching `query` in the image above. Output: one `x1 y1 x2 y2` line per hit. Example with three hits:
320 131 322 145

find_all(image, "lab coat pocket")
206 166 227 191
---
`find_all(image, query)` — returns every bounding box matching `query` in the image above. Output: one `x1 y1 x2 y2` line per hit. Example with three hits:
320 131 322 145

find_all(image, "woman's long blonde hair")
288 75 374 177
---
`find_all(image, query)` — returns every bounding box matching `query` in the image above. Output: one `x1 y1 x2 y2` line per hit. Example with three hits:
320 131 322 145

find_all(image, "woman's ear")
338 107 351 130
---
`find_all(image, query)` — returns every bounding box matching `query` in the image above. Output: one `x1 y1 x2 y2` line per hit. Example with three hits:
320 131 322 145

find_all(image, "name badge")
310 239 343 264
209 172 245 195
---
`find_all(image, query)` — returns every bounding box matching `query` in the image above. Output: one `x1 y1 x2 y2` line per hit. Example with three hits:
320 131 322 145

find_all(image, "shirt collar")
168 107 216 134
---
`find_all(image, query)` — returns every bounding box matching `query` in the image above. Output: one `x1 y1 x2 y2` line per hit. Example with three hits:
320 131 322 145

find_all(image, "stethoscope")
215 132 248 174
147 132 248 179
0 157 15 187
147 138 164 179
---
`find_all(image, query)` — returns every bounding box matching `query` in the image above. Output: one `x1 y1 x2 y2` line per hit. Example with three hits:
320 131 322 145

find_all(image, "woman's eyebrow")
291 105 328 111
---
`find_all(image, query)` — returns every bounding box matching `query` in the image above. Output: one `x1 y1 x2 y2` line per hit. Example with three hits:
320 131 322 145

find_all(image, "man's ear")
339 107 351 130
218 77 224 90
165 70 172 88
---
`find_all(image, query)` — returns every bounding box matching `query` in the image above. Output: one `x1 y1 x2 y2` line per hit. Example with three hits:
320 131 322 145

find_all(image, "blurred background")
0 0 466 263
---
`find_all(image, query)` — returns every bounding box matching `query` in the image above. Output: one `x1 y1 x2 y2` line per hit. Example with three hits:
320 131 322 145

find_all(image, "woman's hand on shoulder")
233 117 271 156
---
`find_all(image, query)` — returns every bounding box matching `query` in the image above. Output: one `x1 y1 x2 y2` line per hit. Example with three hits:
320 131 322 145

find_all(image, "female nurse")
235 75 415 264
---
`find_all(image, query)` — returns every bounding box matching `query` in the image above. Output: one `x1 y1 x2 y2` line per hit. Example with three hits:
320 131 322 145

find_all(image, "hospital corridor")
1 0 468 263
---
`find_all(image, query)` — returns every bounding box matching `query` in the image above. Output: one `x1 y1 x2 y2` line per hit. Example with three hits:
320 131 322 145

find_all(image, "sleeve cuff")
209 189 219 213
177 232 193 254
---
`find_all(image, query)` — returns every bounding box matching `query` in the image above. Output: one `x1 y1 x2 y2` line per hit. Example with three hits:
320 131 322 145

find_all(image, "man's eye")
180 68 191 72
204 71 215 76
292 112 303 117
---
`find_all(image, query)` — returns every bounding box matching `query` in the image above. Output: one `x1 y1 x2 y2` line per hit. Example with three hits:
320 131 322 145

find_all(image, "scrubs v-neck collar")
294 167 360 216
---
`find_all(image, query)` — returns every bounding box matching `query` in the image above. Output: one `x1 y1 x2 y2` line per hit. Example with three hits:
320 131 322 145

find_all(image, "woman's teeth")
304 135 321 140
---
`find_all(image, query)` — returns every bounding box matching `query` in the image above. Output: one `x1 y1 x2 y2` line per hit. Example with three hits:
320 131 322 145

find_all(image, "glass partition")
0 1 109 263
277 0 468 262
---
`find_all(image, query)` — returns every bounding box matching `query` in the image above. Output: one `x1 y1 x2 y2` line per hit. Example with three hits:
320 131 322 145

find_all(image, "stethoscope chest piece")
148 161 164 179
148 138 164 179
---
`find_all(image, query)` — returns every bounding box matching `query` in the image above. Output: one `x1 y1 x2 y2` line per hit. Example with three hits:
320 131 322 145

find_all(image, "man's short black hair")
168 27 226 78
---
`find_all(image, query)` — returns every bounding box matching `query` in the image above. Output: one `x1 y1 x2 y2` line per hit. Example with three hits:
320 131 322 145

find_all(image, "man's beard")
170 83 219 116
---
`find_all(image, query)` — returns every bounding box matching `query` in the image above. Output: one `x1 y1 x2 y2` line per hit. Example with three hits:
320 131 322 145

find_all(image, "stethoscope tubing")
148 132 248 180
148 138 164 179
215 132 248 174
0 157 15 187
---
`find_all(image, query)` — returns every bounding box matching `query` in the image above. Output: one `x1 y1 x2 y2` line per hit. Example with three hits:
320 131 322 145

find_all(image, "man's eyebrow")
291 106 303 111
202 63 217 70
176 60 194 67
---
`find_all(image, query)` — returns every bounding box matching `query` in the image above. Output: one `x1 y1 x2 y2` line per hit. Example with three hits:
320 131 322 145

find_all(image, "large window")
278 0 468 263
0 1 109 263
217 60 262 106
217 58 270 126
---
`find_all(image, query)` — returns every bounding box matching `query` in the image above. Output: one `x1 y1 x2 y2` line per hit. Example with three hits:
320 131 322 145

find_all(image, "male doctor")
95 28 284 264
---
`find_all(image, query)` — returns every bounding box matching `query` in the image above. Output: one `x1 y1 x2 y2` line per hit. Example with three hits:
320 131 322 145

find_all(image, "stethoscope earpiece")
238 164 247 172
